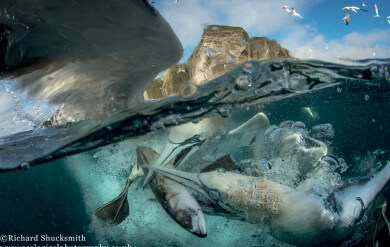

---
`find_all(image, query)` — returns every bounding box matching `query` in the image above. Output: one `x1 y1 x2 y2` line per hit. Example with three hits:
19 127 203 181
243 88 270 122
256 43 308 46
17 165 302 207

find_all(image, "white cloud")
157 0 317 49
281 25 390 62
343 30 390 46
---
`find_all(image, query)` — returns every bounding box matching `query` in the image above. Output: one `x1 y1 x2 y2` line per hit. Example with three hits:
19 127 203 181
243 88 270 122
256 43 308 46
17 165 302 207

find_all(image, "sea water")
1 58 390 246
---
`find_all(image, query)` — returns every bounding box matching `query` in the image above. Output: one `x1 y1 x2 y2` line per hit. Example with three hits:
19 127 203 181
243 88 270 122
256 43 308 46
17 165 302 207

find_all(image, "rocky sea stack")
144 25 294 99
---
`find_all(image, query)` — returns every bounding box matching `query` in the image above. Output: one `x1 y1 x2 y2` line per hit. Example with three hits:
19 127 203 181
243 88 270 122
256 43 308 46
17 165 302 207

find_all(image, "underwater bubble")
106 126 112 131
337 158 348 173
364 94 370 101
311 123 334 139
321 156 339 167
151 120 165 130
245 102 250 110
279 120 294 128
270 62 283 70
20 162 30 170
336 87 342 93
180 83 198 98
242 67 252 75
292 122 306 129
254 88 265 96
242 63 252 74
370 65 379 75
217 105 232 118
233 75 252 93
244 62 253 69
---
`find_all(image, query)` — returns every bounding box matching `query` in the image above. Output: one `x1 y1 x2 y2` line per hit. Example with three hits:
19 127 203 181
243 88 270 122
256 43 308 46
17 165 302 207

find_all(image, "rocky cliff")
144 25 293 99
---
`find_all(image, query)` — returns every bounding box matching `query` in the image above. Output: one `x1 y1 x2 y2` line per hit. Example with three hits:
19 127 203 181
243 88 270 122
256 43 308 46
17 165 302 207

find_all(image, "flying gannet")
342 6 368 26
373 2 380 17
291 8 303 18
281 5 292 14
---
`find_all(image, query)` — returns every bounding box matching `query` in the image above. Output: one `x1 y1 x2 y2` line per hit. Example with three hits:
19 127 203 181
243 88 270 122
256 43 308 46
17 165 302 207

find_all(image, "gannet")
149 161 390 245
342 6 367 13
281 5 292 14
343 11 351 25
291 8 303 19
342 6 367 25
95 146 207 238
374 2 380 17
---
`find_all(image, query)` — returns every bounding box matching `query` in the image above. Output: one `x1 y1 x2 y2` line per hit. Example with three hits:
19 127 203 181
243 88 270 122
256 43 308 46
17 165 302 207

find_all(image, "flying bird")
342 6 368 13
373 2 380 17
281 5 292 14
291 8 303 19
342 6 368 26
342 14 350 25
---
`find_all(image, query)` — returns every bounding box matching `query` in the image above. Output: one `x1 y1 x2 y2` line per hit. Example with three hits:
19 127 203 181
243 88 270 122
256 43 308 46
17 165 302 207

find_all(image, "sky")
153 0 390 62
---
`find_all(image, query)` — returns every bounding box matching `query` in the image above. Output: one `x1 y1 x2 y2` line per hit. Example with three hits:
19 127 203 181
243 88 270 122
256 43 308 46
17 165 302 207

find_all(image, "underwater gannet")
95 115 228 223
373 2 380 17
94 112 270 229
141 115 228 188
149 160 390 245
95 146 207 238
142 112 270 187
281 5 292 14
291 8 303 19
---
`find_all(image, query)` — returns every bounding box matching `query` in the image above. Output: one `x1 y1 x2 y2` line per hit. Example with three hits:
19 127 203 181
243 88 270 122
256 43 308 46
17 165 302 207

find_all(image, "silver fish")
137 146 207 238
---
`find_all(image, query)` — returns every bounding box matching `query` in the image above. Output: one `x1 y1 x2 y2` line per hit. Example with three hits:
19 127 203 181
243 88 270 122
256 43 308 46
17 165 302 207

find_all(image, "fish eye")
217 168 226 173
209 190 220 200
182 217 192 227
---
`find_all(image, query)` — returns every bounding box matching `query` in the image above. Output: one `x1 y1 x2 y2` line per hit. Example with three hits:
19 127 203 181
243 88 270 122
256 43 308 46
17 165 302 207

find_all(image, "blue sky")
153 0 390 62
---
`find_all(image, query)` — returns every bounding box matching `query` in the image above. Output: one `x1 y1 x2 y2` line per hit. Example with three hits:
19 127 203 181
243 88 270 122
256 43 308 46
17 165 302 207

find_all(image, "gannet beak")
147 166 212 200
142 134 204 189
